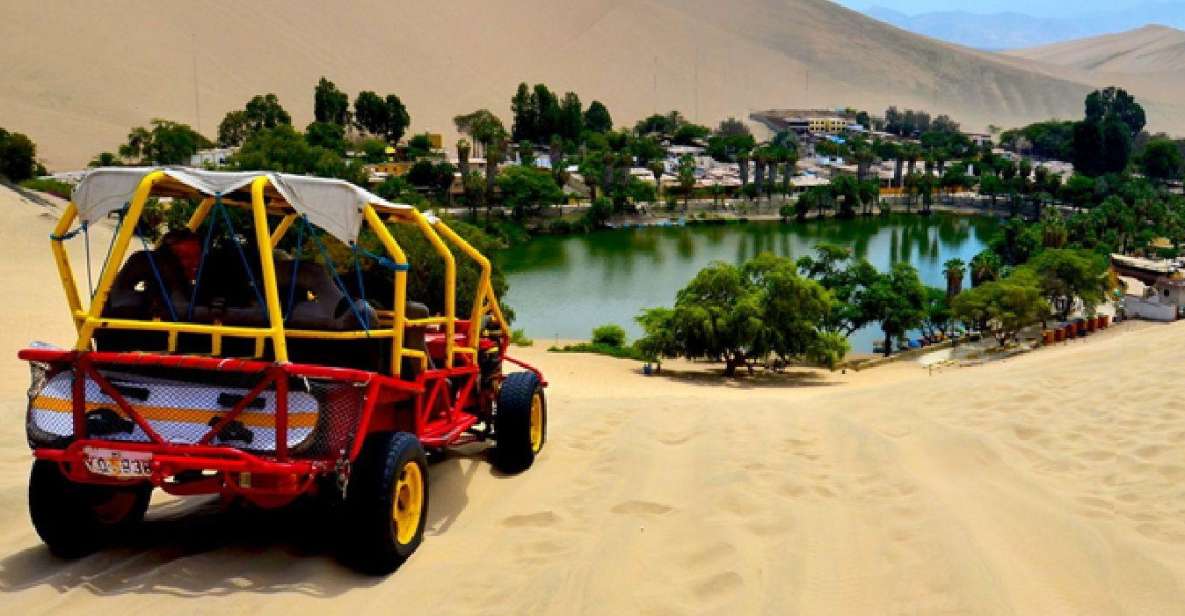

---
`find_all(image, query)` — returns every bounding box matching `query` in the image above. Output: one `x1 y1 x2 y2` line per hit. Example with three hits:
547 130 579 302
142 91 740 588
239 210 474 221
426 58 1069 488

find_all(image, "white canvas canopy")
71 167 413 243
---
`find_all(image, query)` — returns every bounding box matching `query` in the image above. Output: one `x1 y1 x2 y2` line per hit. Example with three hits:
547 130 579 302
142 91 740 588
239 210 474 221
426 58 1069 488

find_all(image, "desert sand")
3 0 1181 170
999 25 1185 132
1 185 1185 614
1007 25 1185 75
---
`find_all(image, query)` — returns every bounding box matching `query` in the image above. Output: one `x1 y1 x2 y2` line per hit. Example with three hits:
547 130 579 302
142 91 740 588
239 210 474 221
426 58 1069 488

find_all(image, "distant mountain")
864 3 1185 50
1006 25 1185 73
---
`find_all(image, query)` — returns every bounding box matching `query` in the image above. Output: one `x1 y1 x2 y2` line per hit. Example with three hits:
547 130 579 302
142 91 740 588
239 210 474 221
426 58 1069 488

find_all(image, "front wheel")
343 432 429 574
29 460 152 558
492 372 546 474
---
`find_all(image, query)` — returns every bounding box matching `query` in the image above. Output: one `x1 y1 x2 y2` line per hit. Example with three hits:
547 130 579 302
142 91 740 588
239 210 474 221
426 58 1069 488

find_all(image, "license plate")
82 447 152 478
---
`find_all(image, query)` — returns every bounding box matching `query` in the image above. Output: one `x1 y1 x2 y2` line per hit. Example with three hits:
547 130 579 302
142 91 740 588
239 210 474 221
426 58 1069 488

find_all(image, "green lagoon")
497 213 1000 353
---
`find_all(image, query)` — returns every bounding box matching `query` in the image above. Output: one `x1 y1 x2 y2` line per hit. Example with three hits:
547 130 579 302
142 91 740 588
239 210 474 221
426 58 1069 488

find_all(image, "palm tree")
456 138 471 178
737 150 751 195
943 258 966 298
969 251 1001 287
752 148 767 206
454 110 508 214
648 161 665 200
902 144 921 177
549 134 565 184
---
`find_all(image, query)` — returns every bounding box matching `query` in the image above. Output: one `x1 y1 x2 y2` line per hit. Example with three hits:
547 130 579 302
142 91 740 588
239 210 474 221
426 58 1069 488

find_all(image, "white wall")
1124 295 1178 322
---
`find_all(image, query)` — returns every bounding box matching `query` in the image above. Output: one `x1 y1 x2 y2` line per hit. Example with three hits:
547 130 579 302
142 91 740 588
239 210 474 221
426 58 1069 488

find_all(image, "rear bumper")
36 439 330 496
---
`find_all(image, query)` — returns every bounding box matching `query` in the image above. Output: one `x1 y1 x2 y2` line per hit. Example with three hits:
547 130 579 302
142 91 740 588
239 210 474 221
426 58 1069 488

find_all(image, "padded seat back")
96 250 191 352
275 260 377 331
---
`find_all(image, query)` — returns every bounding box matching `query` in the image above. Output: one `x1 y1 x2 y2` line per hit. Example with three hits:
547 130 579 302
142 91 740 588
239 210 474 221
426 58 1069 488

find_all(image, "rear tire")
28 460 151 558
343 432 428 574
492 372 546 474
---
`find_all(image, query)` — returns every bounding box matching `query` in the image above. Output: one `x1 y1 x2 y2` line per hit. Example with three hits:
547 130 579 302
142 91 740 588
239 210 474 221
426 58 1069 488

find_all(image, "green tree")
634 307 679 365
496 165 563 219
943 258 966 298
1021 249 1109 320
952 272 1048 346
676 154 696 207
304 121 346 154
454 109 509 212
118 119 210 165
0 128 38 181
354 91 410 143
584 101 613 133
921 287 952 337
1141 138 1184 185
1059 174 1096 211
558 92 584 141
592 324 627 347
313 77 350 126
867 262 927 356
1085 86 1146 137
672 123 710 146
582 196 613 229
374 175 426 208
511 83 534 142
217 110 250 147
88 151 120 168
230 124 362 186
244 93 292 133
796 243 879 336
970 250 1002 287
634 255 836 376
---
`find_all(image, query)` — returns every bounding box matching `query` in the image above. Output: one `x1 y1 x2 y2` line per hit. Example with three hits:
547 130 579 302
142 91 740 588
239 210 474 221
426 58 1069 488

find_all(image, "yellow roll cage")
51 170 508 377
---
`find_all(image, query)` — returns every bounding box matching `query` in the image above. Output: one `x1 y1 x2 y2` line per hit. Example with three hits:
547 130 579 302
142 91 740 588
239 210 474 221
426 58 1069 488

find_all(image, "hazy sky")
836 0 1181 17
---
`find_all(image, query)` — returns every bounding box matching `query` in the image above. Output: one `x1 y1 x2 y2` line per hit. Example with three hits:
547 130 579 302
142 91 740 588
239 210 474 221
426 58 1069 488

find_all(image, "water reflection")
497 214 999 352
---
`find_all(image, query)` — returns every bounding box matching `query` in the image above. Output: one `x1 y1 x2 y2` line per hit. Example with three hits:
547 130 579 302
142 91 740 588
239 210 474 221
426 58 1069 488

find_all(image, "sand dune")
2 184 1185 612
4 0 1182 170
999 24 1185 134
1007 25 1185 74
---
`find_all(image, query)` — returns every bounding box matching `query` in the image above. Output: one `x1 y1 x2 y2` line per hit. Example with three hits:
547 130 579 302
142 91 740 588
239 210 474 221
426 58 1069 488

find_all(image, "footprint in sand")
501 511 561 528
1134 444 1166 460
683 541 737 568
611 500 674 516
1137 523 1185 544
692 571 744 601
1157 465 1185 479
1012 424 1042 441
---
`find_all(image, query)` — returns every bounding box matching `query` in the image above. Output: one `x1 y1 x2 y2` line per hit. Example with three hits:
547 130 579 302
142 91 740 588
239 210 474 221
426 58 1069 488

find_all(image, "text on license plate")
83 448 152 477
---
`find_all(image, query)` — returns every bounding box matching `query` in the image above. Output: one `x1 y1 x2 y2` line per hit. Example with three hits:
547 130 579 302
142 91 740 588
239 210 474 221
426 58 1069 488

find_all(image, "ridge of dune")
2 184 1185 612
3 0 1183 170
1007 24 1185 74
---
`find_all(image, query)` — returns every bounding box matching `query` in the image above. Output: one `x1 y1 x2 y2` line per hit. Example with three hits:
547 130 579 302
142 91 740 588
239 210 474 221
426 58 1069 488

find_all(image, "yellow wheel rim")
393 461 424 545
529 392 544 453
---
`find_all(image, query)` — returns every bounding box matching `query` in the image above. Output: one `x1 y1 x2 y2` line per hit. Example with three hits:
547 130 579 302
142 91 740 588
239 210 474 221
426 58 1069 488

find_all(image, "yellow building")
807 117 849 134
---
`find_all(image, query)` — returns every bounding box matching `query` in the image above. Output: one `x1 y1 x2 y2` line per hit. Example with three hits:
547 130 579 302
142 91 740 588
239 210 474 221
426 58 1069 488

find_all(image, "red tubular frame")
19 347 540 505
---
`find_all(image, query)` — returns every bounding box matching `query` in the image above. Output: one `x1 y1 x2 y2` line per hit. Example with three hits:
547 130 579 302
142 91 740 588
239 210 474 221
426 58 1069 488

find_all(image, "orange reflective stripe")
31 396 318 429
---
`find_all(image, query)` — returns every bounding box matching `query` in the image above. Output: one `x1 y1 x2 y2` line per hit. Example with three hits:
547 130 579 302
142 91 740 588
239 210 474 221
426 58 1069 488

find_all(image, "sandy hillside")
999 25 1185 130
2 185 1185 613
2 0 1173 170
1007 25 1185 74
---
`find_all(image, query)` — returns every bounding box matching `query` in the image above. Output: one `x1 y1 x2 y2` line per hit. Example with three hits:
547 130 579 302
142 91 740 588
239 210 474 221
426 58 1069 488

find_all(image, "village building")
1112 253 1185 321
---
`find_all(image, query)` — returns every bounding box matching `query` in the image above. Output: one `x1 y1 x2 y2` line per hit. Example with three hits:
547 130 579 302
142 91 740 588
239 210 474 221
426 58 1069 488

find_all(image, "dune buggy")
19 168 546 573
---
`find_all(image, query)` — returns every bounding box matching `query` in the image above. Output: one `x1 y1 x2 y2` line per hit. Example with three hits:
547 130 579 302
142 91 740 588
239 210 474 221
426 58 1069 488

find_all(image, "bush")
591 324 626 348
0 128 38 182
19 177 72 200
510 328 533 346
581 197 612 229
546 219 574 234
549 342 646 361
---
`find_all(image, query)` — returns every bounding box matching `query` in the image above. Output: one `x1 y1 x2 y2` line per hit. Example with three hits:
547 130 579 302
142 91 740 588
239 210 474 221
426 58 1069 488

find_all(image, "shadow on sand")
643 366 839 390
0 447 500 598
